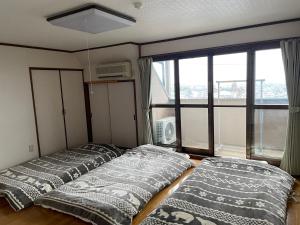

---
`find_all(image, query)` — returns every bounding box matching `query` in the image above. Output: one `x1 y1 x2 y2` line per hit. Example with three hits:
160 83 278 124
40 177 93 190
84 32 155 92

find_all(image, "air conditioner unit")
96 62 132 79
155 116 176 145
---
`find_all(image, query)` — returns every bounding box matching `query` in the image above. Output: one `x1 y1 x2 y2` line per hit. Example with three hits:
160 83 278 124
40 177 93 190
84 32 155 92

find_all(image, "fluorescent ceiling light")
47 5 136 34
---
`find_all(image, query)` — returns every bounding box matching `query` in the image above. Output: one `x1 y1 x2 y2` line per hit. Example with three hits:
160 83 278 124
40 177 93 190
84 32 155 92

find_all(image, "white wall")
0 46 81 170
74 44 143 145
141 21 300 56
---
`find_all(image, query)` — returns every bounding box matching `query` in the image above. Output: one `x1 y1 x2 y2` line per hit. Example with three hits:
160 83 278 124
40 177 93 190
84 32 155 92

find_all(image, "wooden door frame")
29 67 84 157
84 79 139 147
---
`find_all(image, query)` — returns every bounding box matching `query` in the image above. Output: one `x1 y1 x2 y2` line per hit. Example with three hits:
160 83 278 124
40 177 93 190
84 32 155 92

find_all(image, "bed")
141 157 294 225
0 143 124 211
35 144 193 225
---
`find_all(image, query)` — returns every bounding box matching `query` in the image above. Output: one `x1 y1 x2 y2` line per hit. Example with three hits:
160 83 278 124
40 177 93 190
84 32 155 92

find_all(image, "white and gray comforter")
141 157 294 225
35 145 192 225
0 143 124 211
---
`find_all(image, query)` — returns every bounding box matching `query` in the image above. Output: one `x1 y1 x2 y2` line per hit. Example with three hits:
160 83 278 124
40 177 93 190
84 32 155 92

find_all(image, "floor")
0 159 299 225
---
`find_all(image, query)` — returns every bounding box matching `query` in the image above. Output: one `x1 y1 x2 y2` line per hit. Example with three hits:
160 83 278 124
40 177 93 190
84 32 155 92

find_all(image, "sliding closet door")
90 83 112 143
60 71 88 148
108 82 137 148
31 70 66 156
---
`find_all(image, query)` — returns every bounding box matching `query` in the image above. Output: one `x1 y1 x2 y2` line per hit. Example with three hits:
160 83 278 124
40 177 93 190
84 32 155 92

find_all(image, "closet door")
90 83 111 143
108 82 137 148
60 71 88 148
31 70 66 156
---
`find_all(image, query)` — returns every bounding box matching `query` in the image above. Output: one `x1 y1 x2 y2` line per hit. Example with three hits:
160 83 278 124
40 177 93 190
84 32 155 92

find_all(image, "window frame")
149 39 288 165
249 49 288 164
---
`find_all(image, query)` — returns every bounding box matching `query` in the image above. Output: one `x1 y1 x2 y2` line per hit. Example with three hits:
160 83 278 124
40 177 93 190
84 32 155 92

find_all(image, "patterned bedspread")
141 157 294 225
0 143 124 211
35 144 192 225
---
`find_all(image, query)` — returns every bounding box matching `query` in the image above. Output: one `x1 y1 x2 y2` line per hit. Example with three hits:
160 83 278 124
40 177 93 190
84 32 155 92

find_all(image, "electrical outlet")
29 145 34 153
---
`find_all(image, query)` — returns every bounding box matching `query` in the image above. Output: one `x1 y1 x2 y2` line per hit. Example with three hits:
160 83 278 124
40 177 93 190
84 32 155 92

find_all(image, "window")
179 57 210 154
152 108 176 147
181 108 209 149
251 48 288 159
151 60 176 148
255 49 287 105
179 57 208 104
150 44 288 164
213 53 247 158
152 61 175 104
252 109 288 159
214 53 247 105
214 107 246 158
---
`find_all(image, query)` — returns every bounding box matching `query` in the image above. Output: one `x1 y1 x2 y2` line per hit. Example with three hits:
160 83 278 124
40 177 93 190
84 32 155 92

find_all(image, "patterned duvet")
0 143 124 211
35 145 192 225
141 157 294 225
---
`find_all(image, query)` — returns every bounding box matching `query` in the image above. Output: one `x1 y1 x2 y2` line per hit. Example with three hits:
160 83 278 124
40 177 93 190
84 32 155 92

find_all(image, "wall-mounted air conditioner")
96 62 132 79
155 116 176 145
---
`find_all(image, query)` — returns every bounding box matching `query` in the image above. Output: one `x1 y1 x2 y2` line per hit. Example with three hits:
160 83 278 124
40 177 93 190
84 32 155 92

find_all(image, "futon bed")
141 157 294 225
0 143 124 211
35 144 193 225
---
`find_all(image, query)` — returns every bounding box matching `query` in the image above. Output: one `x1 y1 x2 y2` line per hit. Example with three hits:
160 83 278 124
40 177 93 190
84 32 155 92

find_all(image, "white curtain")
280 39 300 176
138 57 153 144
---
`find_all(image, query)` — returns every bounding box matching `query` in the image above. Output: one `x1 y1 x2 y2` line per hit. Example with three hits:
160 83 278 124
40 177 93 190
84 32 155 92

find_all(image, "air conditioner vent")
96 62 131 78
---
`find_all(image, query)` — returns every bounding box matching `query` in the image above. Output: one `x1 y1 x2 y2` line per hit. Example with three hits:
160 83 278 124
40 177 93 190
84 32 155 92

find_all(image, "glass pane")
214 107 246 158
181 108 208 149
252 109 288 159
152 108 176 146
213 53 247 105
179 57 208 104
255 49 288 104
152 60 175 104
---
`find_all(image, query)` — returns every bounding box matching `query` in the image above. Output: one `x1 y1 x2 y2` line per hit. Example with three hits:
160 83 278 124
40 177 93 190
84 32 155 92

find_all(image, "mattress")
35 144 193 225
0 143 124 211
141 157 294 225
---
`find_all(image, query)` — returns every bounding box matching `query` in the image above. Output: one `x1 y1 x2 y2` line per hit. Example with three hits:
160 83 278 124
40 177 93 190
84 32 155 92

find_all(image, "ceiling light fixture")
47 4 136 34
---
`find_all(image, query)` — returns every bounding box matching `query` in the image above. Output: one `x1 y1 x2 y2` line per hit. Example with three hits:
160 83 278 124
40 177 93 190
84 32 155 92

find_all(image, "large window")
150 44 288 164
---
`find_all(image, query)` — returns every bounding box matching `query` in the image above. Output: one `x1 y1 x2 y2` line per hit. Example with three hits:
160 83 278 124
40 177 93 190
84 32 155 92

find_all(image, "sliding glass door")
213 52 247 158
151 60 176 148
179 57 210 154
251 49 288 160
150 44 288 164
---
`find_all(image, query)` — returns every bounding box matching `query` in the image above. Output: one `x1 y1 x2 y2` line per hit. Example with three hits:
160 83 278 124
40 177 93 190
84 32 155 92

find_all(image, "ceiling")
0 0 300 51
